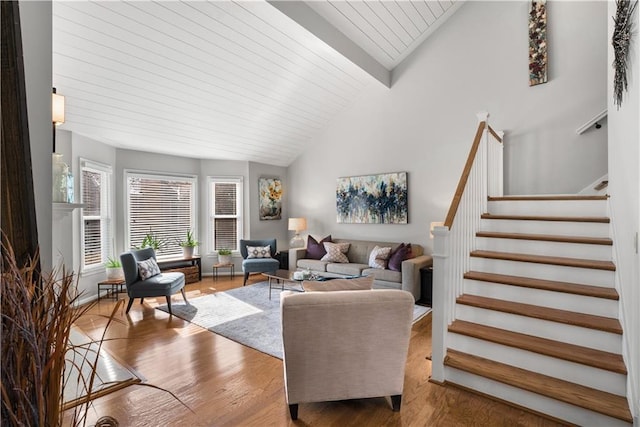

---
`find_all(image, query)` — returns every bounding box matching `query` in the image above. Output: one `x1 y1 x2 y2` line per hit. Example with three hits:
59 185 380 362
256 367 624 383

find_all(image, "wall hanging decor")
529 0 548 86
612 0 638 109
336 172 408 224
259 177 282 220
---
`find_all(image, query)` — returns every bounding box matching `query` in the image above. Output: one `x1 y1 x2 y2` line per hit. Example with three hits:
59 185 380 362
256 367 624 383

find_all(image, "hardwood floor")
70 274 567 426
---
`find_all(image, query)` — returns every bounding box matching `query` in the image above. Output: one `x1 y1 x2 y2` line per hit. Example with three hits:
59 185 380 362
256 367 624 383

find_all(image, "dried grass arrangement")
1 240 122 426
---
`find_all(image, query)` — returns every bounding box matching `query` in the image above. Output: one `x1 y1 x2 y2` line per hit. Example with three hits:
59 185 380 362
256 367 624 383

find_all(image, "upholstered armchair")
120 248 187 316
280 289 414 420
239 238 279 286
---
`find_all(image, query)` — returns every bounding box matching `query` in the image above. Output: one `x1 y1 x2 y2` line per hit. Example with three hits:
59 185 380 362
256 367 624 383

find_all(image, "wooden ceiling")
53 1 461 166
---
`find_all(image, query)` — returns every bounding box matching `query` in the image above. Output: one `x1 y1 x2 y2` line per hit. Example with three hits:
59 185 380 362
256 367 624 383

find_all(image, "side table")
419 267 433 306
276 250 289 270
98 279 126 301
213 263 235 281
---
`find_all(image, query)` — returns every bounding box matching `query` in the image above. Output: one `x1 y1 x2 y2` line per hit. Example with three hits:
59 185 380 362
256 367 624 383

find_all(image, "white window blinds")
80 160 112 271
126 172 196 257
209 177 242 251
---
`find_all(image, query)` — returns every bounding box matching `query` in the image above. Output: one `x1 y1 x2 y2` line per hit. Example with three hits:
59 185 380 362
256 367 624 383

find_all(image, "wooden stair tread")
444 349 632 422
481 213 610 223
456 294 622 334
449 320 626 374
470 250 616 271
464 271 619 300
488 195 608 201
476 231 612 246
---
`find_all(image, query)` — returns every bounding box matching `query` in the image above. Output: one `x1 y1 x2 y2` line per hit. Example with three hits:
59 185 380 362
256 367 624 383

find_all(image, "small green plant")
134 229 166 250
105 257 121 268
218 248 232 256
178 229 199 248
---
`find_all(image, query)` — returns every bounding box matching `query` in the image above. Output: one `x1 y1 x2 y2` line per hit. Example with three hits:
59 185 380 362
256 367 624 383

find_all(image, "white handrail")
576 109 607 135
431 112 503 383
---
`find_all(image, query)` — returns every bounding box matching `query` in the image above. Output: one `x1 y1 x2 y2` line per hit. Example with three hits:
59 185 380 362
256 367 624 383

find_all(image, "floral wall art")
529 0 548 86
259 177 282 220
336 172 408 224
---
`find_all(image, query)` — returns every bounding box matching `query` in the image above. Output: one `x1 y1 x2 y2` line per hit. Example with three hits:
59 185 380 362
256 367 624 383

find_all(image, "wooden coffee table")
262 269 304 300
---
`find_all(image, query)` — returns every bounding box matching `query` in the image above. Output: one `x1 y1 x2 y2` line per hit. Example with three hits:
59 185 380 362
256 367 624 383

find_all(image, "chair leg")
140 297 144 304
125 298 134 314
166 296 173 316
288 404 298 420
391 394 402 412
243 272 249 286
181 287 188 304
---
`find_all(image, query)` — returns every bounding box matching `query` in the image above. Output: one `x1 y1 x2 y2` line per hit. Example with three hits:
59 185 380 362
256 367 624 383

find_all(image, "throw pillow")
388 243 409 272
247 245 272 259
137 257 161 280
321 242 350 263
302 275 374 292
368 246 391 269
306 235 332 260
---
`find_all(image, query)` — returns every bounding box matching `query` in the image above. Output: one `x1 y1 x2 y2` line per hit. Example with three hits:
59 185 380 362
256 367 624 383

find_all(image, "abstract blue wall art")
336 172 408 224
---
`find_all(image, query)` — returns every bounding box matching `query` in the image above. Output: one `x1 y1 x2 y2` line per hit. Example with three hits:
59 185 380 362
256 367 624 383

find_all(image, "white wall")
248 162 289 247
288 0 607 252
607 1 640 420
20 1 52 272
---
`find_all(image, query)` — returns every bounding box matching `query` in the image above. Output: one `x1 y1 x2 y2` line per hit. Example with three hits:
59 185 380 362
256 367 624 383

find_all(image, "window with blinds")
80 160 112 271
209 177 242 252
126 172 196 257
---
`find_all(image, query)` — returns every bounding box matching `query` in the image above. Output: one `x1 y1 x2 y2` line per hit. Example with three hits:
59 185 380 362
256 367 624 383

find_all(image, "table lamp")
288 217 307 248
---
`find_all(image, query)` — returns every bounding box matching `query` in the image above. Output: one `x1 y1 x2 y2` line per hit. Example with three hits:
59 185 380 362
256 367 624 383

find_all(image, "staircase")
440 195 632 426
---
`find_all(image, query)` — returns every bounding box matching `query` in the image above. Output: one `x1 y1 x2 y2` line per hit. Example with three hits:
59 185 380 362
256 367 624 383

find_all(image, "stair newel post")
496 130 504 197
477 111 490 215
432 225 451 383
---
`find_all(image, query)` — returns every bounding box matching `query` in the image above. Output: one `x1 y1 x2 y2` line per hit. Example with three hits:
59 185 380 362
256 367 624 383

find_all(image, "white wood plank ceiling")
52 1 461 166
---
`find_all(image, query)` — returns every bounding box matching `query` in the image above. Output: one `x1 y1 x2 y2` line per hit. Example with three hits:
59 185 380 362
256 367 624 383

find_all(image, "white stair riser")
444 368 630 427
488 200 607 217
448 333 627 395
479 218 610 238
469 257 614 287
455 304 622 353
464 280 619 318
476 237 612 260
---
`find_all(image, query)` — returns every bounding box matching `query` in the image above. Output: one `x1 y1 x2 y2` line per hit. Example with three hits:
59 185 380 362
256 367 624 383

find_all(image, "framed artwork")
259 178 282 220
612 0 638 108
336 172 408 224
529 0 548 86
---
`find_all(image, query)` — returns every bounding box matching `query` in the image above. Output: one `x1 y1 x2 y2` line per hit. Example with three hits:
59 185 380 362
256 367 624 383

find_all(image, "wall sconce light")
288 217 307 248
52 87 65 152
430 221 444 239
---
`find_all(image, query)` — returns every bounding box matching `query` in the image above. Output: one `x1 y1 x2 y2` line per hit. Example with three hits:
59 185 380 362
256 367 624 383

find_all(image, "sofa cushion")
321 242 350 263
368 245 391 269
362 268 402 283
298 259 329 272
306 235 332 260
388 243 411 272
137 257 161 280
302 275 374 292
246 245 272 259
326 262 368 276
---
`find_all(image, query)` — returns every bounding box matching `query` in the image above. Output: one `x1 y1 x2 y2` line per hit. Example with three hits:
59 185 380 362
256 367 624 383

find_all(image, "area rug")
156 281 431 359
63 326 143 410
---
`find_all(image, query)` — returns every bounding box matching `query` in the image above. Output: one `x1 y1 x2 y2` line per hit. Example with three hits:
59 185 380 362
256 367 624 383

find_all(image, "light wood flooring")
70 274 568 426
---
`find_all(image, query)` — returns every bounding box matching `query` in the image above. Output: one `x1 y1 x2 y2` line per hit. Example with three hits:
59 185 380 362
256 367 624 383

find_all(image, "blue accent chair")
120 248 188 316
240 239 280 286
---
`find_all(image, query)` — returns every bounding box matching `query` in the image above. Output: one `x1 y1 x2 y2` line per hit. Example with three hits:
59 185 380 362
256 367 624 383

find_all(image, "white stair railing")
431 112 503 383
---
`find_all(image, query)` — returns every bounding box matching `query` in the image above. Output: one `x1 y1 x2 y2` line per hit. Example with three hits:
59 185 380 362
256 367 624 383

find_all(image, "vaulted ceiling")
53 1 461 167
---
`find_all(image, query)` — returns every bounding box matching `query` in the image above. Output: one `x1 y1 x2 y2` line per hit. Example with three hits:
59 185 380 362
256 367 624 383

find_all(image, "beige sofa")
281 289 414 420
288 238 432 301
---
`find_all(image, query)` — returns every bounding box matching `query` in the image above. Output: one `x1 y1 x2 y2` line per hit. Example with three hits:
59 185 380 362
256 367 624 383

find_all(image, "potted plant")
217 248 232 265
178 229 199 259
105 256 124 281
134 229 166 251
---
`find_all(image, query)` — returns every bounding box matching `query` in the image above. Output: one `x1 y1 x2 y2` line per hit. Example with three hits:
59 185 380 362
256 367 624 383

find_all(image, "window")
209 177 243 252
126 172 197 257
80 159 112 271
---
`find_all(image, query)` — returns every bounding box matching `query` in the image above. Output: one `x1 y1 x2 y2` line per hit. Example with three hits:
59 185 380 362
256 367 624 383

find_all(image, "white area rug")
157 282 431 359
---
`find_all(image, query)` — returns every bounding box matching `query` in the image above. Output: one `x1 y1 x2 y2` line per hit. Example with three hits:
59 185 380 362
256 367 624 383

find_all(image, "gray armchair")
239 239 279 286
120 248 187 316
